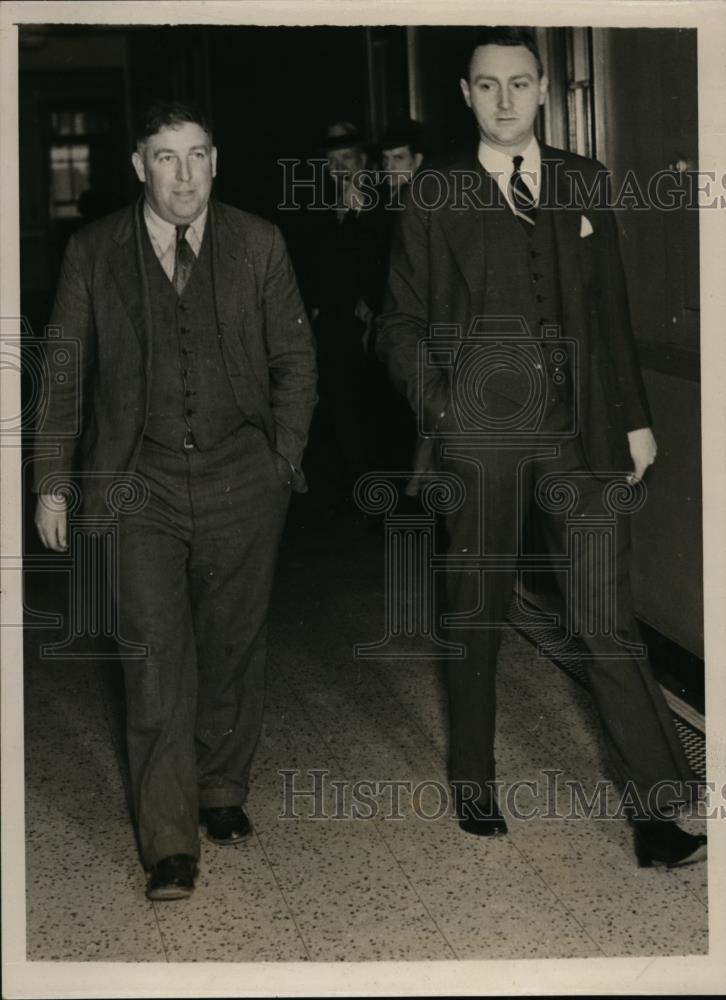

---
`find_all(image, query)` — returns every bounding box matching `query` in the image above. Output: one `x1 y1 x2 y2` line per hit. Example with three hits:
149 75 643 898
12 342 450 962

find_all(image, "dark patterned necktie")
172 224 195 295
509 155 537 226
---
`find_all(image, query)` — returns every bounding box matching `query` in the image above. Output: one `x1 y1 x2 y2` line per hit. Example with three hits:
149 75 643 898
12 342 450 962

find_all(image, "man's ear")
413 152 424 172
131 151 145 184
211 146 218 179
538 73 549 106
460 78 472 109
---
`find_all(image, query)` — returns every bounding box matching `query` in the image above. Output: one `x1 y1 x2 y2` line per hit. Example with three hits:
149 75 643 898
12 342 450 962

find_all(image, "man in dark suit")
34 101 317 899
377 28 705 867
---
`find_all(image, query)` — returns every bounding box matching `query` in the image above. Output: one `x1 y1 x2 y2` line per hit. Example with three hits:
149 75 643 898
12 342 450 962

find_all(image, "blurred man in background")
379 118 426 201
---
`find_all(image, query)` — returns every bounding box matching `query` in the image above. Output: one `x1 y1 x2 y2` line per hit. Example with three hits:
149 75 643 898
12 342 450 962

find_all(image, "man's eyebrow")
152 144 210 156
472 72 535 83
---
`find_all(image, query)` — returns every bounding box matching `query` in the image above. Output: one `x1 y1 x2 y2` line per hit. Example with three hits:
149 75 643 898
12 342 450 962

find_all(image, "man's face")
460 44 548 154
132 121 217 225
382 145 423 190
326 145 367 181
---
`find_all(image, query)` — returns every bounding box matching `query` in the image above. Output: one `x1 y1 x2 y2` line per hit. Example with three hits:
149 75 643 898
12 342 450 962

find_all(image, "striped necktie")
172 224 195 295
509 155 537 226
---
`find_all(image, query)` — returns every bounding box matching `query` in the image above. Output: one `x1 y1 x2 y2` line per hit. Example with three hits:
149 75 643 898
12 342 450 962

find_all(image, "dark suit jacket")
34 198 318 511
376 145 651 475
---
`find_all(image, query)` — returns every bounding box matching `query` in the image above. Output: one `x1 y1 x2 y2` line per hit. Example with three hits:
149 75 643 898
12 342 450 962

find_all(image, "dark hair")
379 119 427 157
134 100 212 148
463 26 544 80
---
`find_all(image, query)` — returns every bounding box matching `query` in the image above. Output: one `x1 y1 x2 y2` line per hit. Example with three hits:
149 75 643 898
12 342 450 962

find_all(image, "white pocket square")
580 215 594 238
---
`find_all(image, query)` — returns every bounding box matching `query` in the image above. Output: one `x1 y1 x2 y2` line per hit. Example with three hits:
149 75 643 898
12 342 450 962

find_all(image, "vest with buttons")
481 180 571 401
141 219 246 451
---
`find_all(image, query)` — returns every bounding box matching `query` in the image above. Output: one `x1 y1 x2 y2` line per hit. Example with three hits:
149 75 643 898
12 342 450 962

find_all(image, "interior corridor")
22 482 708 963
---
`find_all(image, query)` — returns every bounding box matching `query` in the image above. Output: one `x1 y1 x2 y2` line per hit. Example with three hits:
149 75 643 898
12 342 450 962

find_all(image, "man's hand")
354 297 375 350
627 427 658 482
35 494 68 552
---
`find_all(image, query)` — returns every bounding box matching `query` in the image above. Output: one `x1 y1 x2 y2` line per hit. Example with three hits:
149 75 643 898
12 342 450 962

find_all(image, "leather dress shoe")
457 797 508 838
146 853 197 901
632 817 707 868
200 806 253 845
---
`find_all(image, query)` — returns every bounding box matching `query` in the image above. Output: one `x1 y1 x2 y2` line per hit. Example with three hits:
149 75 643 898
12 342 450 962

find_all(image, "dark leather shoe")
632 817 707 868
457 798 508 838
146 853 197 901
200 806 253 845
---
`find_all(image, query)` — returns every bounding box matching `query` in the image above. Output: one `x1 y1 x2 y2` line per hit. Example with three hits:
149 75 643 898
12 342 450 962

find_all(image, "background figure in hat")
379 118 426 200
303 120 390 499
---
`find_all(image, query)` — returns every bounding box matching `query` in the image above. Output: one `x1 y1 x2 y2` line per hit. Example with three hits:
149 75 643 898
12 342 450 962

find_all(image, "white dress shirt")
477 136 541 216
143 202 208 281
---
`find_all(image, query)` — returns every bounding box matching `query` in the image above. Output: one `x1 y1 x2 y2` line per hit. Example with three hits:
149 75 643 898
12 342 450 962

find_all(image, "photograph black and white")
1 1 725 997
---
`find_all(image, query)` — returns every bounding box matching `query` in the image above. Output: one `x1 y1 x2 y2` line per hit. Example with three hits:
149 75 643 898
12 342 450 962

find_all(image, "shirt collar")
477 135 541 199
143 201 208 254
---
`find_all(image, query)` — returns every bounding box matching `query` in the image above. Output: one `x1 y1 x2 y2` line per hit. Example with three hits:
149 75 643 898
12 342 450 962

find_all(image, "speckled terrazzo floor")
22 485 708 962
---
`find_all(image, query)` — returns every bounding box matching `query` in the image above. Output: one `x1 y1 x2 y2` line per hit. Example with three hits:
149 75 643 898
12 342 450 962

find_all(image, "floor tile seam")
252 829 315 962
259 675 367 959
506 842 609 956
265 672 459 958
365 823 461 961
285 627 606 957
669 872 709 912
397 830 610 955
149 890 173 961
519 868 710 942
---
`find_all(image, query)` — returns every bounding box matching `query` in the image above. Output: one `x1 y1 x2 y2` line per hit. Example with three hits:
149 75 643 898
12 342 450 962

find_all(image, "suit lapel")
210 200 244 329
438 157 490 315
108 201 152 363
542 149 590 354
210 202 257 369
209 202 269 408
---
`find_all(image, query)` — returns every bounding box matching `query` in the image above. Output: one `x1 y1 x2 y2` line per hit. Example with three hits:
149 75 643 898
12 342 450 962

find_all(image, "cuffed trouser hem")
143 837 201 870
198 787 248 809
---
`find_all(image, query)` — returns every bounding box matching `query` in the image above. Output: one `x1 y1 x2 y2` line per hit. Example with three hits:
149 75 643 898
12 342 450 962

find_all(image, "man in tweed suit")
34 101 317 899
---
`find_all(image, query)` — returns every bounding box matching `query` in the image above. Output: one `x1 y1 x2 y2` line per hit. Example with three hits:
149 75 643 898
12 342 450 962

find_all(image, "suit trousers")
116 424 291 867
439 397 697 815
